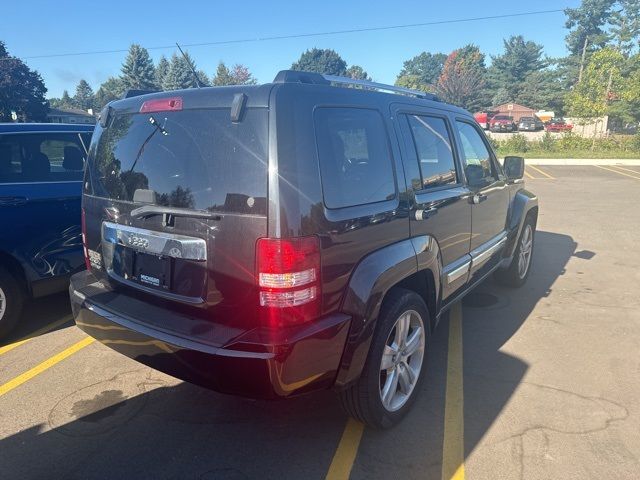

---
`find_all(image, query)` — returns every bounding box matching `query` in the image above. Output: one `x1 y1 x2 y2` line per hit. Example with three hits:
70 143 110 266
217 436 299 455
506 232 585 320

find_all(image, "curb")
522 158 640 166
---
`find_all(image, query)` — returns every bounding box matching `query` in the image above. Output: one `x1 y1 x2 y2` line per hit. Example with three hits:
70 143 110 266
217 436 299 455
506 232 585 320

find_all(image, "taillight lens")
81 208 91 271
256 237 320 326
139 96 183 113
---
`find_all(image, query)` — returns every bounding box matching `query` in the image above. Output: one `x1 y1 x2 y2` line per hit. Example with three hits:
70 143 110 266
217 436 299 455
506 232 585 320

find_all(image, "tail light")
81 208 91 271
256 236 321 327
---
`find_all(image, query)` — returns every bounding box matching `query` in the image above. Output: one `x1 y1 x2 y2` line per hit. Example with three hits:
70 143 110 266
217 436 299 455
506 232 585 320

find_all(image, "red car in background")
545 118 573 132
474 110 499 130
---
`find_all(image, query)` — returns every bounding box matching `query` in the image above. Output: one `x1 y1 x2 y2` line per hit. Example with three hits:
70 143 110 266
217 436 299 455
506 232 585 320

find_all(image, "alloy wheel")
379 309 426 412
518 224 533 279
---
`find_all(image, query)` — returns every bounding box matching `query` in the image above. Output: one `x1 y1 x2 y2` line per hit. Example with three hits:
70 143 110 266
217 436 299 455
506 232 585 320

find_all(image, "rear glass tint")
86 108 268 215
314 107 395 209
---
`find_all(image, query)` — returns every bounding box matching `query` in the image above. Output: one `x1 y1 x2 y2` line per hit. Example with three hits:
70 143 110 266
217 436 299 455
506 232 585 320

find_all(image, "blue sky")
3 0 581 98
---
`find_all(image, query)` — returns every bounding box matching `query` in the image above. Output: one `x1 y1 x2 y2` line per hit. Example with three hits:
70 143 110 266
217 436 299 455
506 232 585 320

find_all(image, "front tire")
0 266 24 340
495 216 535 287
339 289 430 428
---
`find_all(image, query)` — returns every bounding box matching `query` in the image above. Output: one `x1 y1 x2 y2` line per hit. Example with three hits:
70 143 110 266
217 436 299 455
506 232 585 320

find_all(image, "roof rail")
323 75 440 101
273 70 440 101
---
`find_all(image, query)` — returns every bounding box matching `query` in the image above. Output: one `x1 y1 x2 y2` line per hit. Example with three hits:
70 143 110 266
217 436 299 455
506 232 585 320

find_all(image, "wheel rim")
517 224 533 279
379 309 426 412
0 286 6 321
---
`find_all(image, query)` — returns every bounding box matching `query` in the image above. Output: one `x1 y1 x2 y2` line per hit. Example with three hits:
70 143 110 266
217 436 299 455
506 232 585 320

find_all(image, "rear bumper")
69 271 351 399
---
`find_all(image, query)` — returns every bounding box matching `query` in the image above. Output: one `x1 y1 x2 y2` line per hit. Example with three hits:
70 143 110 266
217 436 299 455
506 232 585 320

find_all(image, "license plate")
133 252 171 290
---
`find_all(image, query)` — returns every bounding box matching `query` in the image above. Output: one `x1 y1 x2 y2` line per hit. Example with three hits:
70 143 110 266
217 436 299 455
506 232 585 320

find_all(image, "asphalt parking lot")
1 164 639 480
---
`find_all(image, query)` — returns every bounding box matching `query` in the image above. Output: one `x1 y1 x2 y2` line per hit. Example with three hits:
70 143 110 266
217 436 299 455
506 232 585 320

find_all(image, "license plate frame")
132 251 171 291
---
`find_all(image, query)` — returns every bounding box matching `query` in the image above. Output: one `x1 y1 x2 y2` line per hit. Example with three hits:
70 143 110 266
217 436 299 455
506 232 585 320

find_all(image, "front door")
394 107 473 301
453 120 510 283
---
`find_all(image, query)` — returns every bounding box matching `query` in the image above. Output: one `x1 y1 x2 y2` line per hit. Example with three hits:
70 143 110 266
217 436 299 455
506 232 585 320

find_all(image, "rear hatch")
82 88 269 345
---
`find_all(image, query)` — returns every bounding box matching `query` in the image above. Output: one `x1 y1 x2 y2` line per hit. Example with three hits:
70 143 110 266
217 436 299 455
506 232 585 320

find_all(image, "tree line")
1 1 639 126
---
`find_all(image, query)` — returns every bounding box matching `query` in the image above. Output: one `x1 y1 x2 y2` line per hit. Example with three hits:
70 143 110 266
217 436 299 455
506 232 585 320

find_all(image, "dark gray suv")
70 71 537 428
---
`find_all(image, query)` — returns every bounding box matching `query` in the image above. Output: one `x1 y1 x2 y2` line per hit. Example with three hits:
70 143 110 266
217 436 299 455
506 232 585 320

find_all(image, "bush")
501 133 529 153
539 132 556 151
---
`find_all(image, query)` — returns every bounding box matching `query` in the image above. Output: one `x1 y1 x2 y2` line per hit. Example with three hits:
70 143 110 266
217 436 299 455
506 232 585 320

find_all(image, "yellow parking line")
527 165 555 179
595 165 640 180
0 336 94 397
608 165 640 176
442 302 465 480
524 169 535 179
0 316 72 356
325 418 365 480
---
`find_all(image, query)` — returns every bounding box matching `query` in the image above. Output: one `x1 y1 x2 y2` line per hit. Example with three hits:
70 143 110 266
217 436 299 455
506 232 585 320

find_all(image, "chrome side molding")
471 234 507 269
446 261 471 284
102 222 207 261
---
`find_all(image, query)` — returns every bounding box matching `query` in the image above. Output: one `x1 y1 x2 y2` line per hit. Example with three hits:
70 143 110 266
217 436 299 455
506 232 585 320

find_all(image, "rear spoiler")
123 89 159 99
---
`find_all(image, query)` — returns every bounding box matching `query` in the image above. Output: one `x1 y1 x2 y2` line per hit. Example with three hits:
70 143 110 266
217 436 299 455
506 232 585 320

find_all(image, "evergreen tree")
212 62 234 86
0 41 48 122
564 0 616 56
121 44 157 90
94 77 125 110
155 56 170 90
60 90 73 108
73 79 94 111
291 48 347 75
163 52 200 90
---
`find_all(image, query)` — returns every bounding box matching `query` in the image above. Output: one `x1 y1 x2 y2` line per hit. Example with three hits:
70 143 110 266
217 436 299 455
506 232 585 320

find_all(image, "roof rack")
323 75 439 101
272 70 439 101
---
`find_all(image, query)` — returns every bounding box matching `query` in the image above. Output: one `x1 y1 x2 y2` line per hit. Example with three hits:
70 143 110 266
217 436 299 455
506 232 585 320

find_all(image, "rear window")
0 133 88 184
314 107 395 209
85 108 268 215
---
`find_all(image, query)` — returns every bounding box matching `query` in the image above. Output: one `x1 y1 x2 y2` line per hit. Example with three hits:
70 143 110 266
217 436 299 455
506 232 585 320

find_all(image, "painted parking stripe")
608 165 640 176
595 165 640 180
524 169 535 179
527 165 555 179
0 336 94 397
325 418 365 480
442 302 465 480
0 316 72 357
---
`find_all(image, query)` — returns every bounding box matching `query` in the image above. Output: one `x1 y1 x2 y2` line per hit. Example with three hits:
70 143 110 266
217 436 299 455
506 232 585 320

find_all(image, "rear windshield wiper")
130 204 221 220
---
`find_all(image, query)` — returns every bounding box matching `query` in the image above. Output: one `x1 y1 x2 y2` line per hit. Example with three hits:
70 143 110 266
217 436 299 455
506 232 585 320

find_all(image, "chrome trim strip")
471 234 507 269
102 222 206 261
447 261 471 284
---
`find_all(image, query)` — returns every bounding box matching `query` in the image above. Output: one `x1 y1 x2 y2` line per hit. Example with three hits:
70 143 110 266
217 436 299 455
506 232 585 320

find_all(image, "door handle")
0 196 28 207
472 193 488 205
414 207 438 221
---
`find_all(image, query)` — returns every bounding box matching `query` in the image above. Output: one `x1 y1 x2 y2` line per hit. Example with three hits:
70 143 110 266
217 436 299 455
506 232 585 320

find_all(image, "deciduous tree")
291 48 347 76
0 41 48 121
395 52 446 91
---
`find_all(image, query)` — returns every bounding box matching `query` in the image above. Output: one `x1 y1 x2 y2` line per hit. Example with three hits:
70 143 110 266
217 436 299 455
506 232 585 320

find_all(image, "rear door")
0 131 88 291
453 119 509 283
393 105 473 300
83 100 269 337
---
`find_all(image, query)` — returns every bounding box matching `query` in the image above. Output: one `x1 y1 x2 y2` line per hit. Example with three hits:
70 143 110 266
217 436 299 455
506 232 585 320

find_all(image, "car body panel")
0 123 93 297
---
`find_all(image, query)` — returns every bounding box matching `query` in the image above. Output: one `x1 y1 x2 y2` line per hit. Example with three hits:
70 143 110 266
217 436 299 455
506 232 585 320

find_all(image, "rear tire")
339 289 431 428
0 266 24 340
495 215 535 288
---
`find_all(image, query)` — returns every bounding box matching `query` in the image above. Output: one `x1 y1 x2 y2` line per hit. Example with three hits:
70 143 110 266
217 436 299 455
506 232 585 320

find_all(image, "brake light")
256 237 321 326
81 208 91 270
139 97 183 113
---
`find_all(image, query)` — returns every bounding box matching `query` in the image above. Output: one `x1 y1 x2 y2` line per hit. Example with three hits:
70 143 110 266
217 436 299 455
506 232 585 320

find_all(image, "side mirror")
504 156 525 181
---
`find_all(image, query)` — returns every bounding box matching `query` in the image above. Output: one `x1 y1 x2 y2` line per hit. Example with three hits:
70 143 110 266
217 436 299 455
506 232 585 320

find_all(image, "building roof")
47 107 95 117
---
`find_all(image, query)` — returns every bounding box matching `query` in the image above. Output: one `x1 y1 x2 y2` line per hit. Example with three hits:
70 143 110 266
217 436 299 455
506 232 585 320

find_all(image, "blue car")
0 123 93 338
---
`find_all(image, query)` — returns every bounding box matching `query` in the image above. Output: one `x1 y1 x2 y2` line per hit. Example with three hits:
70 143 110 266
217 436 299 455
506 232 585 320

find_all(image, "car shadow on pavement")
0 292 72 347
0 231 577 480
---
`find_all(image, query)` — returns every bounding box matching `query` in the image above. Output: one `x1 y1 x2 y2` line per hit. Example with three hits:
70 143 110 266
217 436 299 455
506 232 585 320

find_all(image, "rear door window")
455 121 497 185
405 115 457 189
314 107 395 209
0 133 87 183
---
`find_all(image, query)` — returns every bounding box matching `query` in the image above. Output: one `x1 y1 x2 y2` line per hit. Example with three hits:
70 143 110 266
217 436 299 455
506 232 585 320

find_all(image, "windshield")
85 108 268 215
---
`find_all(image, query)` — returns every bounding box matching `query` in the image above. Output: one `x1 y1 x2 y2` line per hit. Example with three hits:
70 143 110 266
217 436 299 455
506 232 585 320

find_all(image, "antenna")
175 42 202 88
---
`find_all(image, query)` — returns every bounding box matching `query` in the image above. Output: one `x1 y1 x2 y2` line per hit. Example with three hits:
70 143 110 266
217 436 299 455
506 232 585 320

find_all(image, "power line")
5 8 567 61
